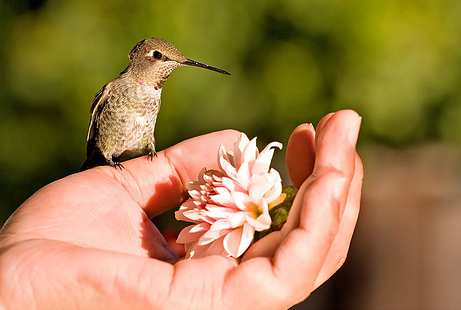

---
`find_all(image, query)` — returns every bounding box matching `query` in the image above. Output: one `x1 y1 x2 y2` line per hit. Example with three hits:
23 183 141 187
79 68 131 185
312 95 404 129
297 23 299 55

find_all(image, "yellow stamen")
247 202 262 218
269 193 286 210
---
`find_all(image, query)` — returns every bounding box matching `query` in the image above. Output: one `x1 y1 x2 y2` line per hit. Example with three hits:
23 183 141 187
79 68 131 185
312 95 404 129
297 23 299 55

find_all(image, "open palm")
0 110 362 309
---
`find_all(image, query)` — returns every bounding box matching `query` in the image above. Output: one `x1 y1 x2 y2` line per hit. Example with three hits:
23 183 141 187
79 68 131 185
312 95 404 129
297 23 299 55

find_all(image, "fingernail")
316 112 335 132
347 115 362 146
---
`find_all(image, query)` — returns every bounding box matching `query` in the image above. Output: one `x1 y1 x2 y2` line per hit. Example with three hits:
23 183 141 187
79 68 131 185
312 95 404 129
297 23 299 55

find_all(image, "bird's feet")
147 150 157 161
108 158 125 170
113 162 125 170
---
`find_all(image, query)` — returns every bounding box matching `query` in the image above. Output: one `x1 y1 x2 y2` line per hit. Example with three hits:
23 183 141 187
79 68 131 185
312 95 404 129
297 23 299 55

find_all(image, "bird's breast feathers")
124 84 162 103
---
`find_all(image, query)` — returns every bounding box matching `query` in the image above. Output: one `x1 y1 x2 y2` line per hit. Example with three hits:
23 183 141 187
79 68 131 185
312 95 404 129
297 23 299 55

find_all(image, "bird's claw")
112 162 125 170
147 150 157 161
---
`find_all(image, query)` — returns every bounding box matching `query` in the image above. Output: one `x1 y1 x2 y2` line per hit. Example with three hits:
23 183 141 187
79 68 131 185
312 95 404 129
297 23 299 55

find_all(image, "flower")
175 133 285 258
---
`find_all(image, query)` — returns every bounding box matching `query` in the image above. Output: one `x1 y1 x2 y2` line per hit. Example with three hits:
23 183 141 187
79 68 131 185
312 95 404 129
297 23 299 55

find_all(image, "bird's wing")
86 82 112 142
81 83 113 169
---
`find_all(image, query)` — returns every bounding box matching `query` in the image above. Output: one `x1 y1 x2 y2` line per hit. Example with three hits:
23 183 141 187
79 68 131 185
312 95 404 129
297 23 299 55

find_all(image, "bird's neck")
118 71 163 102
125 64 165 89
134 82 163 103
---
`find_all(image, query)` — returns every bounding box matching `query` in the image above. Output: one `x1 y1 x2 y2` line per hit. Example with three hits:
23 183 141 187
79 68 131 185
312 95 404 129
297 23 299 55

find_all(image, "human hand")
0 110 362 309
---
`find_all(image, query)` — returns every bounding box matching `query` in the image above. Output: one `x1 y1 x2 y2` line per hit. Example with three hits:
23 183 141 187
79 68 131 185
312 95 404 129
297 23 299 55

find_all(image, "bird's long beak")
183 58 231 75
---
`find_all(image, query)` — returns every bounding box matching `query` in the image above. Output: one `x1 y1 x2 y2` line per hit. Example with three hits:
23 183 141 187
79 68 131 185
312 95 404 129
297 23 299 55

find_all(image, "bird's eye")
152 51 163 60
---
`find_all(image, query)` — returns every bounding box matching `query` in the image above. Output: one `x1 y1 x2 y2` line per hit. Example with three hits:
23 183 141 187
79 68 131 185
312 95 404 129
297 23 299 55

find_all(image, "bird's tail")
80 147 107 171
80 159 95 171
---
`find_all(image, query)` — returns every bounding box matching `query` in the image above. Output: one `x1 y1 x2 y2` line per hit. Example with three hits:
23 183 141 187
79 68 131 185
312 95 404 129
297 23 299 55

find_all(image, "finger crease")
164 151 186 188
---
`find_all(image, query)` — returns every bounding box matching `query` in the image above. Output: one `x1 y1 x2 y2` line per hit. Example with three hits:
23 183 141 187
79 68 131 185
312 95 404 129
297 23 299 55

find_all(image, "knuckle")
313 166 348 182
275 281 312 307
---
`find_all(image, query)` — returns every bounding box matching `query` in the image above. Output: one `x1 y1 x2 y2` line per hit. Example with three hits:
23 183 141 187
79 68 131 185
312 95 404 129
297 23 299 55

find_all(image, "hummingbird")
81 38 230 170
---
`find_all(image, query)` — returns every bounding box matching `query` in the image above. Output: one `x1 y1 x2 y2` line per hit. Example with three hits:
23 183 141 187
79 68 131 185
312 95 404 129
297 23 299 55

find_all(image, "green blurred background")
1 1 461 309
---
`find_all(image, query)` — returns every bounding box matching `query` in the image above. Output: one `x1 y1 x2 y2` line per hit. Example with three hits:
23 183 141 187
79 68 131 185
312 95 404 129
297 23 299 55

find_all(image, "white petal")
204 204 237 219
186 241 212 259
223 224 255 258
181 209 204 222
190 222 210 233
219 149 238 179
192 200 204 207
193 235 228 258
188 189 201 200
245 200 272 231
236 159 251 189
231 191 250 210
256 207 272 230
218 144 235 167
198 228 231 246
249 174 274 201
221 177 244 192
209 196 234 208
175 201 201 223
228 211 246 228
251 141 282 175
211 219 234 230
214 186 230 196
242 137 258 164
176 223 210 244
210 187 233 206
203 174 214 183
234 133 250 167
197 219 234 245
185 241 198 258
263 169 283 203
265 182 282 204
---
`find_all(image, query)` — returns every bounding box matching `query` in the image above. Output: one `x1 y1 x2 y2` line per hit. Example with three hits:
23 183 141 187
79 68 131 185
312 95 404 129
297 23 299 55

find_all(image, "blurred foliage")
1 0 461 223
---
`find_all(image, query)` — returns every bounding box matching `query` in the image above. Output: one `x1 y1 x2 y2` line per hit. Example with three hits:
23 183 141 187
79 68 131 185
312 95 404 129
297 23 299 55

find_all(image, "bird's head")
127 38 230 88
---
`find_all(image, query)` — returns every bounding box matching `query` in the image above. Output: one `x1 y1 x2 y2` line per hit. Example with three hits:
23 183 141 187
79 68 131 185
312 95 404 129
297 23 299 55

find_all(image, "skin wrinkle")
318 174 347 226
211 263 228 310
112 265 134 304
166 258 178 304
279 178 311 235
218 257 238 309
143 261 172 309
276 231 320 298
134 260 156 308
13 241 46 310
119 164 146 207
163 150 186 186
261 258 292 309
314 154 363 287
272 169 349 293
309 166 350 204
73 247 114 304
103 166 145 209
83 169 148 255
195 263 209 310
169 260 195 310
303 171 352 237
309 156 361 290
